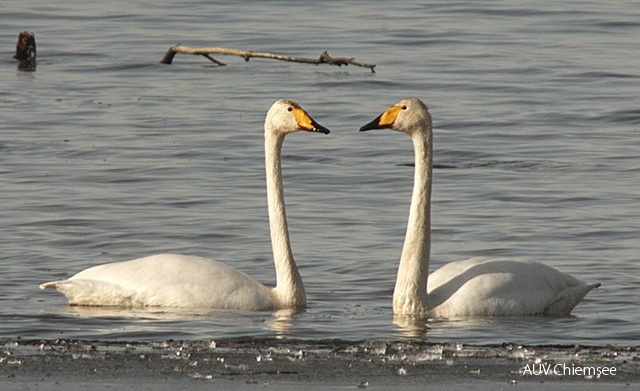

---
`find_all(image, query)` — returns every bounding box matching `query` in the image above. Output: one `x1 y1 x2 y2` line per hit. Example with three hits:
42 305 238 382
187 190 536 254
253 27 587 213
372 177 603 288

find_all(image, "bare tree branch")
160 44 376 73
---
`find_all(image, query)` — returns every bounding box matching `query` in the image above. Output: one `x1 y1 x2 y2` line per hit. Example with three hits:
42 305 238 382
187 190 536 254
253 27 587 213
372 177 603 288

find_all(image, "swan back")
427 257 600 316
41 254 276 309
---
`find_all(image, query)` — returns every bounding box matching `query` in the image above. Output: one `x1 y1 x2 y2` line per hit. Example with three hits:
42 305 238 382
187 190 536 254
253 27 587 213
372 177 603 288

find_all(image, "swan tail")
39 279 139 306
39 281 61 290
547 282 601 315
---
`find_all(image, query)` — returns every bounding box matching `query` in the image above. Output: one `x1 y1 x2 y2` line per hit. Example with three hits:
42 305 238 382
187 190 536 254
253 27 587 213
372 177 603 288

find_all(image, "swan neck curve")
264 131 306 308
393 124 432 316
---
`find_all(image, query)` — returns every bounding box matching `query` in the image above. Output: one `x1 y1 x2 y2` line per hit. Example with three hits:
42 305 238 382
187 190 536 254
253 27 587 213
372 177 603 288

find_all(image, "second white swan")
360 98 599 318
40 99 330 311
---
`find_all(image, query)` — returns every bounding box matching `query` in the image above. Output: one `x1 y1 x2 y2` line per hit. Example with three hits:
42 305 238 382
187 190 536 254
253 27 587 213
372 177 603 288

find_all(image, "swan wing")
40 254 275 310
427 257 599 316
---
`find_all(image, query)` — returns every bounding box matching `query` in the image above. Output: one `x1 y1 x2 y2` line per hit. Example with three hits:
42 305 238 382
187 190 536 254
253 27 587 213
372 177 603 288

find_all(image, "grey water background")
1 0 638 346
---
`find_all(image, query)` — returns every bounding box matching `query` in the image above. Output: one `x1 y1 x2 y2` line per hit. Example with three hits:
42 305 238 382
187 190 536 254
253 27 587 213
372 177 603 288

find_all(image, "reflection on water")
63 305 221 321
393 314 574 342
393 315 430 340
267 309 297 339
58 306 298 340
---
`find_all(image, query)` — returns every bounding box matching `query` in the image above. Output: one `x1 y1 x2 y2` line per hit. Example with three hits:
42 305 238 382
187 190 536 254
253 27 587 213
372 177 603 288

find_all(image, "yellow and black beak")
359 105 402 132
293 107 330 134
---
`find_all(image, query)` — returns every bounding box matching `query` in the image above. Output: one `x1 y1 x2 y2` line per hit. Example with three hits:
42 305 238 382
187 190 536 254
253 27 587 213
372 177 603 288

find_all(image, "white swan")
40 99 330 310
360 98 599 318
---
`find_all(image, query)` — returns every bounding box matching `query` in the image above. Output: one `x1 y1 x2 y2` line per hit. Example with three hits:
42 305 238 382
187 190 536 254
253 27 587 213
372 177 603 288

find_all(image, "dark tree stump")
14 31 37 70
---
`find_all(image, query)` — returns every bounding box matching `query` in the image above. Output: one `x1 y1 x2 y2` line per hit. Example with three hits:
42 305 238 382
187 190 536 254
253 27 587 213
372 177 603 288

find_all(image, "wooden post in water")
14 31 37 70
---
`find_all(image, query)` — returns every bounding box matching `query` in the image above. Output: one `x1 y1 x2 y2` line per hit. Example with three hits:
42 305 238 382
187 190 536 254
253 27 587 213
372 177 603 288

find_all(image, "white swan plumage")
40 99 330 311
360 98 599 318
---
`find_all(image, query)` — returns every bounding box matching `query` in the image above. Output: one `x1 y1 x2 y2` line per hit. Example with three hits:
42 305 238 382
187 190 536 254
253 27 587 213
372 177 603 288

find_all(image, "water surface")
1 0 639 346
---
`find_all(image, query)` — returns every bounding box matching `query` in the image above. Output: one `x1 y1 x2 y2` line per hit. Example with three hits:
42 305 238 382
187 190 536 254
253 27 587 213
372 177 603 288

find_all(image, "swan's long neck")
393 125 432 316
265 132 306 308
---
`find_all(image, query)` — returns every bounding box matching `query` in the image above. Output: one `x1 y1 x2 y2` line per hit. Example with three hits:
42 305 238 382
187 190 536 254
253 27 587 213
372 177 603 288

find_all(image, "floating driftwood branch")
160 44 376 73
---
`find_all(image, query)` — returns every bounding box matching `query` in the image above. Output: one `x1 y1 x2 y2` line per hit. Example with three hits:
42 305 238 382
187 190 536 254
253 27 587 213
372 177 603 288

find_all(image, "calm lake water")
1 0 638 347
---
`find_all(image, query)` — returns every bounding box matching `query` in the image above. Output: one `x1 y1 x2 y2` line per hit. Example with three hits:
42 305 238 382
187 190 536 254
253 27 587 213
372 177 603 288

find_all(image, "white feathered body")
40 254 276 310
426 257 600 317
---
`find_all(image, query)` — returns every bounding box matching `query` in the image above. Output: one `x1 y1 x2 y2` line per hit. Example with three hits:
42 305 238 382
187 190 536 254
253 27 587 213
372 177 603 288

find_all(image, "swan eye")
287 107 293 112
401 105 407 110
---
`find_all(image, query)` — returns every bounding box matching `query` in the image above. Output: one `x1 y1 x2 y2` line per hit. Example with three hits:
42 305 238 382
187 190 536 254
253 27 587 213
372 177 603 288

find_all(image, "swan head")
265 99 330 136
359 98 431 136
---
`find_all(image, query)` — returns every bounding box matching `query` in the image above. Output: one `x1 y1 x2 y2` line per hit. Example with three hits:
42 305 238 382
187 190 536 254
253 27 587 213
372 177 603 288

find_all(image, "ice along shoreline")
1 338 638 388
